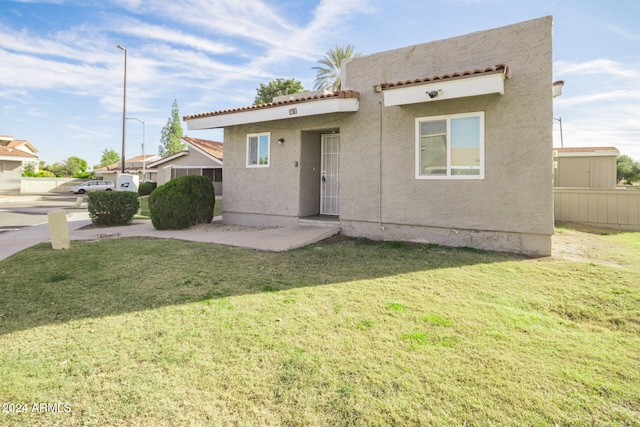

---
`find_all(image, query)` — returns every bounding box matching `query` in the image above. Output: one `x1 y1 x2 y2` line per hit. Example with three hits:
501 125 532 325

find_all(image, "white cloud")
555 59 640 79
555 89 640 108
111 18 236 55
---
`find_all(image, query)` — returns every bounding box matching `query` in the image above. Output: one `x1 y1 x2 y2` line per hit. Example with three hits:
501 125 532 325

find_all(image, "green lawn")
137 195 222 219
0 230 639 426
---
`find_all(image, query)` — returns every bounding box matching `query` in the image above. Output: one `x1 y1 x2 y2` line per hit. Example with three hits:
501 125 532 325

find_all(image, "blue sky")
1 0 639 168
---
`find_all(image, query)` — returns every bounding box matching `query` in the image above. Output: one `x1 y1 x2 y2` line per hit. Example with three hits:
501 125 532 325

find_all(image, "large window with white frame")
246 132 270 167
415 112 484 179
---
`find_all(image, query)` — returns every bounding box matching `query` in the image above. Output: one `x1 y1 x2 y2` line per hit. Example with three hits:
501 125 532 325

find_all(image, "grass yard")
136 195 223 219
0 229 639 426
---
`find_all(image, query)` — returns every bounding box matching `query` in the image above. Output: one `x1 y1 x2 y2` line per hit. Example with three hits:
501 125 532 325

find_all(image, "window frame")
246 132 270 168
415 111 485 180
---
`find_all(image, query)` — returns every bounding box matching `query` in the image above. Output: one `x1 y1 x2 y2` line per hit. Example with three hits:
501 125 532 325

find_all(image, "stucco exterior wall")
21 177 86 193
339 16 554 255
214 17 554 255
0 161 23 193
154 150 222 195
222 116 347 226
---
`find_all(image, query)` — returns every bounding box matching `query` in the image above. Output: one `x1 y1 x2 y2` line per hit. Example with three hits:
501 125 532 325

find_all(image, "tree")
66 156 89 177
41 156 92 178
254 78 305 105
95 148 120 169
313 44 361 91
158 99 185 157
617 155 640 184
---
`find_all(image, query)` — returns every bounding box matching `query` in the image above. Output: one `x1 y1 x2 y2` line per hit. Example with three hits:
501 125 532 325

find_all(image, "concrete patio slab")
0 212 340 261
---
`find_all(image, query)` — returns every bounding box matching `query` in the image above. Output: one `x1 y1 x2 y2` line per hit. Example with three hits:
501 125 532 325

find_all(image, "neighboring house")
0 135 39 194
553 146 620 188
147 136 223 195
184 17 554 256
95 155 158 183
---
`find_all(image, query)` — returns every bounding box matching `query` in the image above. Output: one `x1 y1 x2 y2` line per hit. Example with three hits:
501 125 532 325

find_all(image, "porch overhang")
379 64 509 107
184 90 360 130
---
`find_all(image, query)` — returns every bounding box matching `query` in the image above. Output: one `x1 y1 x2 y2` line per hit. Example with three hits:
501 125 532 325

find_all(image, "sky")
1 0 639 168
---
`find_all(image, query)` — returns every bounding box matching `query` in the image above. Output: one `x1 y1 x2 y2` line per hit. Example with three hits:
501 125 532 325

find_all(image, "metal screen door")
320 134 340 215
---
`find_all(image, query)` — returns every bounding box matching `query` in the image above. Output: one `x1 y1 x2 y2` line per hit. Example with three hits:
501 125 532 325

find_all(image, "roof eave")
381 72 507 106
186 97 359 130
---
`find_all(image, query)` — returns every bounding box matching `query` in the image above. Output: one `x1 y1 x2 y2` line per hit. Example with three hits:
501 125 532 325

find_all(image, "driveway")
0 193 84 232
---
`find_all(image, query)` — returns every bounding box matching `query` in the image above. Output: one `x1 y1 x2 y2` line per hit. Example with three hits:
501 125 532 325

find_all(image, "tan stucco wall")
222 116 346 226
554 156 618 188
339 16 554 254
21 177 86 193
0 161 23 193
219 17 554 255
155 150 222 195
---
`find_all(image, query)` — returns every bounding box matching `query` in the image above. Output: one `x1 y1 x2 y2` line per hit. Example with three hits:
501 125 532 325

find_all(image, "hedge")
149 175 215 230
138 181 157 196
88 191 140 226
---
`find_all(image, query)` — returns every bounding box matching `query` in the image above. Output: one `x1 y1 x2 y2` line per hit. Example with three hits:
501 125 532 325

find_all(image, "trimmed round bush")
138 181 157 196
149 175 215 230
88 191 140 226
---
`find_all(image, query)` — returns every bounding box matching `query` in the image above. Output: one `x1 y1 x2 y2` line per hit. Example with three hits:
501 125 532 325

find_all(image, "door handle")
322 176 326 183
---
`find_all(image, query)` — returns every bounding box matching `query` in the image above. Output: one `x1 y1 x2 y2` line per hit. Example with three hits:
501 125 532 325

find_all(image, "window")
247 133 270 167
416 112 484 179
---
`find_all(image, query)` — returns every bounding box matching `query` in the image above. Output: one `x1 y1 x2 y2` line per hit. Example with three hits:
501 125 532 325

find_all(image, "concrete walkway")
0 212 340 261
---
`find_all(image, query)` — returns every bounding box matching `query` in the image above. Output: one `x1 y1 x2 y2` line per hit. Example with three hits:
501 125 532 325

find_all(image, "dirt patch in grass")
552 228 622 266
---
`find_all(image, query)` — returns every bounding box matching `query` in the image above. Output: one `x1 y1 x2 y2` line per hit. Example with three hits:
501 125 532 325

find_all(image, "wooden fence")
554 188 640 231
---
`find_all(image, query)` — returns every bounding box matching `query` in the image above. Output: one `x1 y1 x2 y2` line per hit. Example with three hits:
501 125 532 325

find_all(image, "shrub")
138 181 157 196
88 191 140 226
149 175 215 230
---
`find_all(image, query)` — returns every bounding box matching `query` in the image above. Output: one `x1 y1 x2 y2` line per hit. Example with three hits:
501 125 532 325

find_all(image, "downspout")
378 98 384 238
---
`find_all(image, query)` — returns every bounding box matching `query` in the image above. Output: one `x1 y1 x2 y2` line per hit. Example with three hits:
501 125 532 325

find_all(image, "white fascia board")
0 156 36 162
146 151 188 168
383 74 505 107
186 98 359 130
556 150 620 158
167 165 222 169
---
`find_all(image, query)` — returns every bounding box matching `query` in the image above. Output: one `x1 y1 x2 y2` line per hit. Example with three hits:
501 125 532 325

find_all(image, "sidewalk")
0 212 340 261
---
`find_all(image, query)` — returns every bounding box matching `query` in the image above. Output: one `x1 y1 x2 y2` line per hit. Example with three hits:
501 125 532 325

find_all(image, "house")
184 17 554 256
94 155 158 183
553 146 619 188
147 136 223 195
0 135 39 194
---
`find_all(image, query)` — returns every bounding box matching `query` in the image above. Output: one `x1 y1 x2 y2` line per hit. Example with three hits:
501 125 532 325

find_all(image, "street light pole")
127 117 146 180
117 45 127 174
554 117 564 148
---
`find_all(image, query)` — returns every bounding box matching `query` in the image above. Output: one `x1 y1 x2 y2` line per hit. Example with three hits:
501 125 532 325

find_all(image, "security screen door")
320 134 340 215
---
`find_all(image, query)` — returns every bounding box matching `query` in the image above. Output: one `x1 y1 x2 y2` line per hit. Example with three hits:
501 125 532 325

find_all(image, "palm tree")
313 44 361 91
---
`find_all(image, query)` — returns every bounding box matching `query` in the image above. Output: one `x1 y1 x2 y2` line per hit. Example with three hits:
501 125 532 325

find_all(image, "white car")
70 180 116 194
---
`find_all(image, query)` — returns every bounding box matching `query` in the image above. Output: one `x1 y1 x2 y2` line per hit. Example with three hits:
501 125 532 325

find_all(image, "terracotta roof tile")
7 139 39 153
0 147 38 159
380 64 509 90
183 136 223 161
184 90 360 121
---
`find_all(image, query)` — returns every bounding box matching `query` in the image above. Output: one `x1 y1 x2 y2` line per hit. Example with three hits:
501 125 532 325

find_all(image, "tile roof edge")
184 90 360 121
380 64 509 90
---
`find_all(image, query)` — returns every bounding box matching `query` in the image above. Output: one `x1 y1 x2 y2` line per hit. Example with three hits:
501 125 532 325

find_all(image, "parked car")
70 180 116 194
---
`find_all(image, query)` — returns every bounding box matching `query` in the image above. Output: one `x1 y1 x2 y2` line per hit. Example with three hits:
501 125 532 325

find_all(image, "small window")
416 112 484 179
247 133 270 167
